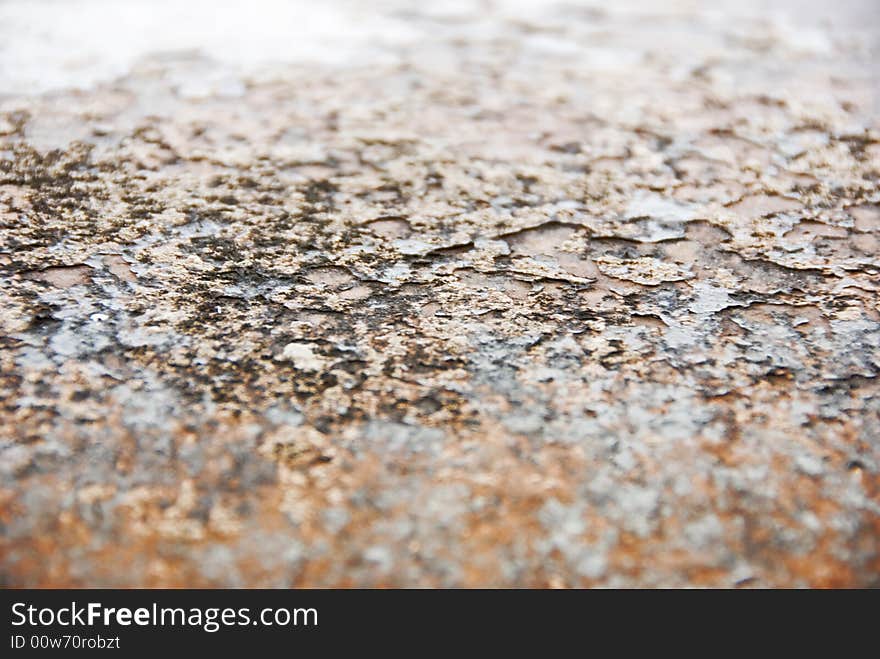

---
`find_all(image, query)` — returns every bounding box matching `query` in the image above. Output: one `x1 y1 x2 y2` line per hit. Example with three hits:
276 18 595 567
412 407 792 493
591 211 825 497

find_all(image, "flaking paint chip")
277 343 327 371
594 256 693 286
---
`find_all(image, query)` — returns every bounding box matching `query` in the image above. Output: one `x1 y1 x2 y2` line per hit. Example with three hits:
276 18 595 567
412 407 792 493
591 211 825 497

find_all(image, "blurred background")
1 0 878 100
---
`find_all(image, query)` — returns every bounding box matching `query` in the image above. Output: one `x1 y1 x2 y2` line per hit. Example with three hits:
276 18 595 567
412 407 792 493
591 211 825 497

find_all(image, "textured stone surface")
1 0 879 587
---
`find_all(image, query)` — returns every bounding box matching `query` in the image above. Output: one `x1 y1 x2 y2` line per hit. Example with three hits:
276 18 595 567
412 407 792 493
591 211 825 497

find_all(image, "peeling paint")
1 0 879 587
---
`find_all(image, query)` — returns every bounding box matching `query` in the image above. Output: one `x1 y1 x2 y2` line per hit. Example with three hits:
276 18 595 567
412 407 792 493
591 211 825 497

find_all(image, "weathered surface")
1 0 879 587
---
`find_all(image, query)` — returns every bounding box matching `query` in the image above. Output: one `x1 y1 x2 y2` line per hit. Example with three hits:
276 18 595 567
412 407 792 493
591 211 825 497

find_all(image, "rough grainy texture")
1 0 879 587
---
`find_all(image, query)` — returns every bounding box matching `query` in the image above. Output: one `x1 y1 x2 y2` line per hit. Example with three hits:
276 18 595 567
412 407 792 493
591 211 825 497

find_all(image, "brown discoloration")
851 205 880 233
103 255 137 282
26 265 93 288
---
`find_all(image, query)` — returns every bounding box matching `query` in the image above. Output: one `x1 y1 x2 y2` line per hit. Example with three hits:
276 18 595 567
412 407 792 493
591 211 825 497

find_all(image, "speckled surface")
1 0 879 587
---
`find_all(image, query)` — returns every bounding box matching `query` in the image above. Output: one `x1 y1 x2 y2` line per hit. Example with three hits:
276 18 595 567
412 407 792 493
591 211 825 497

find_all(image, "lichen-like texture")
1 0 879 587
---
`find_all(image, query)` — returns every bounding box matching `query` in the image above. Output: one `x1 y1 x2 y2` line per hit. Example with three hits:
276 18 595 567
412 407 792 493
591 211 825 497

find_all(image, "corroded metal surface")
1 1 879 586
